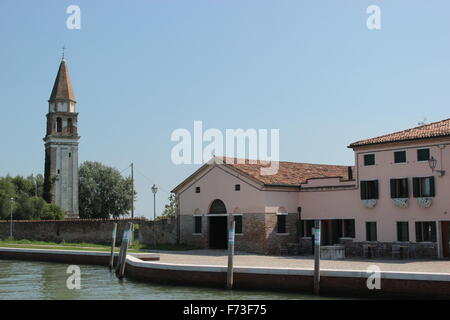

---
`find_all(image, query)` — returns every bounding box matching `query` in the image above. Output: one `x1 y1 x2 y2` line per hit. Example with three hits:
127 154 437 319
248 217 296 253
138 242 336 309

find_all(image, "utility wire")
119 164 131 175
133 165 172 195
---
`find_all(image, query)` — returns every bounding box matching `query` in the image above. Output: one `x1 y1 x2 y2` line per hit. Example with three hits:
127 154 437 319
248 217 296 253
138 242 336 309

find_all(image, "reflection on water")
0 260 324 300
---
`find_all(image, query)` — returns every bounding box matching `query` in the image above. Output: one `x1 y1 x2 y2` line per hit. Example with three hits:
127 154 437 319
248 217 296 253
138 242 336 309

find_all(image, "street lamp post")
151 184 158 248
10 198 14 239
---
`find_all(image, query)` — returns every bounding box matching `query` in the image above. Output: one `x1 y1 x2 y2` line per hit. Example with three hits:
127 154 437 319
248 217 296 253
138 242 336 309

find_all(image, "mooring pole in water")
116 222 132 279
313 219 321 295
115 225 125 274
227 220 236 290
109 223 117 271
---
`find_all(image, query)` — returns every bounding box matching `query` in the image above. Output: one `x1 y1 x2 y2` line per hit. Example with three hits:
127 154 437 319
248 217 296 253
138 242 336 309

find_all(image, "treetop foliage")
0 174 64 220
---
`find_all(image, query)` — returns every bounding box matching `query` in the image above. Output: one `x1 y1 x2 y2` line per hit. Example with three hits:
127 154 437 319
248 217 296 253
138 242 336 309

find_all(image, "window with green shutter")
415 221 436 242
343 219 355 238
366 222 377 241
364 154 375 166
360 180 379 200
390 178 409 198
394 151 406 163
300 220 314 237
412 177 435 197
397 222 409 241
417 148 430 162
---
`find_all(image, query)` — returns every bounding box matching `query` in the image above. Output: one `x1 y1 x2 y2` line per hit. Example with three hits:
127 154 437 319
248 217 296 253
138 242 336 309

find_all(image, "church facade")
43 58 80 218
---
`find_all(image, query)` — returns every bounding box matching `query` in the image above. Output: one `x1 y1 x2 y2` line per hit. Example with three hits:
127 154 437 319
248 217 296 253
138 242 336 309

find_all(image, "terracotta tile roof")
216 157 351 186
349 118 450 148
49 59 76 102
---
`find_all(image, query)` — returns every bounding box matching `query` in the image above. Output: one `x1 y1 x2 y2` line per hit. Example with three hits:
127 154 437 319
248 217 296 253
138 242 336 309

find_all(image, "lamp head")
428 156 437 171
151 184 158 194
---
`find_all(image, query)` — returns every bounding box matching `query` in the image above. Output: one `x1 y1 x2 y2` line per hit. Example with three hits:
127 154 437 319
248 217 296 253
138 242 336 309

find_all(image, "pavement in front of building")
152 249 450 274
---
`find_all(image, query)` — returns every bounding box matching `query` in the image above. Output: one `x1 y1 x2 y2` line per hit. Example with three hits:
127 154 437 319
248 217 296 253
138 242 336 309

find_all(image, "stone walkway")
154 249 450 274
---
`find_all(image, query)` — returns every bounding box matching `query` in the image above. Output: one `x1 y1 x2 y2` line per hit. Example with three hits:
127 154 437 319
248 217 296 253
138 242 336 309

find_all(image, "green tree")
13 196 46 220
41 203 65 220
158 193 176 220
79 161 134 219
0 174 63 220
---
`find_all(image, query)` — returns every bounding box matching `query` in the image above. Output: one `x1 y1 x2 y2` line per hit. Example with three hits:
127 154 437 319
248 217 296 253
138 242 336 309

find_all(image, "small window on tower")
69 153 71 158
67 118 73 134
56 118 62 133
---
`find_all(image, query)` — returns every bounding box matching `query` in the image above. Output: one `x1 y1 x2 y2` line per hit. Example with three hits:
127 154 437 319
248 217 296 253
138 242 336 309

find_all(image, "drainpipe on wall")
438 144 446 177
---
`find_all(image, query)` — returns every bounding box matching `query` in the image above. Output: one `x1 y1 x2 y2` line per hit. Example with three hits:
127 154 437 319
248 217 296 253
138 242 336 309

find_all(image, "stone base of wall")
342 239 438 259
180 212 299 255
124 257 450 299
299 238 438 259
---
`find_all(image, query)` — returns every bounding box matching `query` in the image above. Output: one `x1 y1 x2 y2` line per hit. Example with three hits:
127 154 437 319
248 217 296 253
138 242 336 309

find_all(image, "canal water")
0 259 325 300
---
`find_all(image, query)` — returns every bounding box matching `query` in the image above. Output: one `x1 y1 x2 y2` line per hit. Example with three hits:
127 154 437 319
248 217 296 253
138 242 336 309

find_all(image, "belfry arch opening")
208 199 228 249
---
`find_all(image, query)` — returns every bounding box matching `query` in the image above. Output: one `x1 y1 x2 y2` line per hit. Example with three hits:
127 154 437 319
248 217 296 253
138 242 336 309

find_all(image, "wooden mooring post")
109 223 117 271
313 219 321 295
115 222 132 279
227 220 236 290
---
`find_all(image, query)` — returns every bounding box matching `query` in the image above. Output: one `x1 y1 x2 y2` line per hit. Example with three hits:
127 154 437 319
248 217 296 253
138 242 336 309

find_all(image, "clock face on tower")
43 58 80 218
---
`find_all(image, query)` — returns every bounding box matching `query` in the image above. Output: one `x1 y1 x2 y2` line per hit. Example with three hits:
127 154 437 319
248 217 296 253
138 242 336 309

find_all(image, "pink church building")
172 119 450 259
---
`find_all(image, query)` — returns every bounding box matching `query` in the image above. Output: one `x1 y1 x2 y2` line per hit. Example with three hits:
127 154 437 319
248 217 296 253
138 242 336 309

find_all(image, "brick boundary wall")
0 217 177 246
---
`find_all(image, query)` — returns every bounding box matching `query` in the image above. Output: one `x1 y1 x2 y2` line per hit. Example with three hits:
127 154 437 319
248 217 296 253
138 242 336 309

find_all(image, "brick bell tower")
43 57 79 218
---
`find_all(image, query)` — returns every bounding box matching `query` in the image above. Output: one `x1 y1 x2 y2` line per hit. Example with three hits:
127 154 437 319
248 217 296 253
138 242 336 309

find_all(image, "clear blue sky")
0 0 449 218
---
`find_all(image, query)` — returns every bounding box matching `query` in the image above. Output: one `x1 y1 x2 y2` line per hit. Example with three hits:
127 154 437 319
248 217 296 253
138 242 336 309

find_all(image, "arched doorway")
208 199 228 249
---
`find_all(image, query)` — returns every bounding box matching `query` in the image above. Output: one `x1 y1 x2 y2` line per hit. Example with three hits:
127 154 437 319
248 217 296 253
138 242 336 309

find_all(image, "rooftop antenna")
418 117 427 126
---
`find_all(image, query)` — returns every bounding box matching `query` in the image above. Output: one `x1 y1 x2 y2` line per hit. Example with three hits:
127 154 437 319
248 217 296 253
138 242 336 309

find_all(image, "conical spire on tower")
49 59 76 102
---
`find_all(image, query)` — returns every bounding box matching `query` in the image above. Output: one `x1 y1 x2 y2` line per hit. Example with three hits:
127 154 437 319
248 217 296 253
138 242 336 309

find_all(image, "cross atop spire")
62 45 66 60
